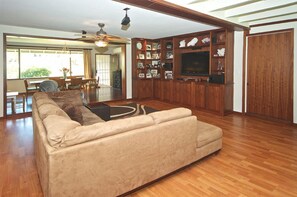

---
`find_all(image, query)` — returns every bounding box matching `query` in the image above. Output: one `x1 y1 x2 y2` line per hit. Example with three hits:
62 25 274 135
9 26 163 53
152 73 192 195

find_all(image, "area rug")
110 103 158 120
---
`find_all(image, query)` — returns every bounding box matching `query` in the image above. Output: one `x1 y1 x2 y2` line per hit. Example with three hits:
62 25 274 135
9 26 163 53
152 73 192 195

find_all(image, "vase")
63 72 67 79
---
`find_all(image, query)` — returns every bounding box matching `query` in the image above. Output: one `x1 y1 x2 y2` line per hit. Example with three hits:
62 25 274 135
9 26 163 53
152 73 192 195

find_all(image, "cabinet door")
172 81 181 104
179 82 192 107
194 83 206 109
206 85 223 113
161 80 172 102
138 79 153 99
153 79 162 99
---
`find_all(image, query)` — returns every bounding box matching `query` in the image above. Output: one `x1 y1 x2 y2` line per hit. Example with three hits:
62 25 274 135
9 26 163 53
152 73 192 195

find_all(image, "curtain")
83 50 92 78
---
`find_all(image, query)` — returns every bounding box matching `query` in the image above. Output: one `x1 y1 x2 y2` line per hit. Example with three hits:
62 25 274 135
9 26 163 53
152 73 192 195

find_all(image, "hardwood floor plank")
1 100 297 196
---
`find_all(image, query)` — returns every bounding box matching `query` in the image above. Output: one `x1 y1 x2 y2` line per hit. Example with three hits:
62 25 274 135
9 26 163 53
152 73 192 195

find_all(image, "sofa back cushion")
149 108 192 124
47 115 154 148
38 103 70 120
43 115 81 147
61 104 83 124
46 90 83 107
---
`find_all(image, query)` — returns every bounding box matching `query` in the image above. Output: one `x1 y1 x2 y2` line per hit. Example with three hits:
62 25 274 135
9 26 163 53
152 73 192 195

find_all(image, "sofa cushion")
58 115 154 147
196 120 222 148
36 97 58 108
149 108 192 124
61 104 83 125
79 106 105 125
33 92 49 100
46 90 83 107
38 103 70 120
43 115 81 147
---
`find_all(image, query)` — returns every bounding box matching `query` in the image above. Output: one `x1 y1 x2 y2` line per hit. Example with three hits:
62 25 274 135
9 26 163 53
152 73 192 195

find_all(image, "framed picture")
150 69 158 78
138 54 145 59
138 73 145 78
166 42 173 49
152 53 159 59
146 52 151 59
137 62 144 69
146 44 151 50
166 51 173 59
146 70 152 78
165 71 173 79
152 60 159 67
152 43 158 50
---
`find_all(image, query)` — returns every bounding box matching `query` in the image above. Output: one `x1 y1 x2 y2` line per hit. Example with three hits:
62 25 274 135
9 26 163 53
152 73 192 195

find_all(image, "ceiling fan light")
95 40 108 47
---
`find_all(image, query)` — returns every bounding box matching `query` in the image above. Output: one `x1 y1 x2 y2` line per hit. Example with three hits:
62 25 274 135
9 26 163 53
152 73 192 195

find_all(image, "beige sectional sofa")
32 90 223 197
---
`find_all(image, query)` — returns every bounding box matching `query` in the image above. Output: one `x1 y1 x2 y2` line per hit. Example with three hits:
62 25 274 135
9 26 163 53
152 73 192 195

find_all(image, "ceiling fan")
76 23 129 47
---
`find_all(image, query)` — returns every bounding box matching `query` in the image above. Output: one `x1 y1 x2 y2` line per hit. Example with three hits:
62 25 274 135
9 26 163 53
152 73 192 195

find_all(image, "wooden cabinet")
153 79 162 100
132 79 153 99
206 84 223 114
194 83 206 109
210 29 234 84
172 81 192 107
131 29 234 115
161 39 174 80
161 80 172 102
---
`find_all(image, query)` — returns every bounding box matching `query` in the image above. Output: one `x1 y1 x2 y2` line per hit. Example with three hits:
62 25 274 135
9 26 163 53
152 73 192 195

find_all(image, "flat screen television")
181 51 210 76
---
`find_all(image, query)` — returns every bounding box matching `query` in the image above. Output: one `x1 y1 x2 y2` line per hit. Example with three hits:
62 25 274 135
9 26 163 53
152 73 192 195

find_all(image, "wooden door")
247 30 293 122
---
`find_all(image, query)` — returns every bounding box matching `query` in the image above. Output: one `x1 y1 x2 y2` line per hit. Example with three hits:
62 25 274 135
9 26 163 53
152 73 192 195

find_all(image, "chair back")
39 80 59 92
24 79 29 89
70 77 82 86
49 78 66 90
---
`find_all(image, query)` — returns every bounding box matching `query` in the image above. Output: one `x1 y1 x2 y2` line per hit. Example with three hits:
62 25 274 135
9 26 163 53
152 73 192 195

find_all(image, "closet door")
247 30 293 122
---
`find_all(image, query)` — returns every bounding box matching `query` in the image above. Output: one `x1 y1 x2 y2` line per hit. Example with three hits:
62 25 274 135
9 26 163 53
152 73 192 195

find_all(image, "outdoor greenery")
21 67 51 78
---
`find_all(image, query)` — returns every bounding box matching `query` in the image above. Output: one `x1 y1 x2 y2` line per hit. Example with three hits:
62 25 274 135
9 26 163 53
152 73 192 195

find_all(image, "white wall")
233 21 297 123
126 43 132 99
0 24 133 117
233 31 244 112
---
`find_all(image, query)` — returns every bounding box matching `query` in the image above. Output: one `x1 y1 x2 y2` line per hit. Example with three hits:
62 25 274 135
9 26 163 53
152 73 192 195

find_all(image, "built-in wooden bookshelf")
132 28 234 115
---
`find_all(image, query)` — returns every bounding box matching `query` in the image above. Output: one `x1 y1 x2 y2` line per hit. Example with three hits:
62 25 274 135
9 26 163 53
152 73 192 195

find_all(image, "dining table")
29 78 97 89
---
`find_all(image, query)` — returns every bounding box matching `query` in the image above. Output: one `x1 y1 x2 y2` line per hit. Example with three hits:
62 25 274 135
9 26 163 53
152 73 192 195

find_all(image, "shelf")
176 44 210 49
212 42 225 45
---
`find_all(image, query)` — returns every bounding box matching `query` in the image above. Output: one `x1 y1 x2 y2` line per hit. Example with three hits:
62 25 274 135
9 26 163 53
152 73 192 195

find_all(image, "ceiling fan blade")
74 22 130 45
189 0 209 4
108 37 130 43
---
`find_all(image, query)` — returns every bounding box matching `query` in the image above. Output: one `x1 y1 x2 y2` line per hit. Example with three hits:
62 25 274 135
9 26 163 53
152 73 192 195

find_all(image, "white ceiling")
0 0 217 40
1 0 296 45
165 0 297 27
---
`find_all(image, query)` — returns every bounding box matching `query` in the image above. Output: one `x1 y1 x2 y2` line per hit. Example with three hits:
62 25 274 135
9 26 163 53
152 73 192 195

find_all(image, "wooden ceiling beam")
114 0 249 31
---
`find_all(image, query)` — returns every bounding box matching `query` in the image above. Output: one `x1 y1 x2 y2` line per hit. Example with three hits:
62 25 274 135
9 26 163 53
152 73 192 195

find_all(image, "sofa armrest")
148 107 192 124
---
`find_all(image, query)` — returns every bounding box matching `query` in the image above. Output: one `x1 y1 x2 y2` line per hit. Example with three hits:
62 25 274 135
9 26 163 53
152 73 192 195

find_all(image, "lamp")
95 39 108 47
121 8 130 26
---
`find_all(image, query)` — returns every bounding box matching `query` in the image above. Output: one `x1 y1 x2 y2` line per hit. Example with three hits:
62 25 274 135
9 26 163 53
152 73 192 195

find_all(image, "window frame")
6 46 85 79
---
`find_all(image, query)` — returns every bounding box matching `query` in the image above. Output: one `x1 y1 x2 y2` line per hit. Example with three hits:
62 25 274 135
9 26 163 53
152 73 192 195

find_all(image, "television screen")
181 51 210 76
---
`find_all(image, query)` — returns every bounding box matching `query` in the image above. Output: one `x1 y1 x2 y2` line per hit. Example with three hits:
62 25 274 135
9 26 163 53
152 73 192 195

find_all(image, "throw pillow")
47 90 84 107
61 103 83 125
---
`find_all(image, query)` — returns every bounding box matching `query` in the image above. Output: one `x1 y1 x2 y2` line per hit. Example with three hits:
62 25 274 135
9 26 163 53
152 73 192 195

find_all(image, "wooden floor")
1 100 297 196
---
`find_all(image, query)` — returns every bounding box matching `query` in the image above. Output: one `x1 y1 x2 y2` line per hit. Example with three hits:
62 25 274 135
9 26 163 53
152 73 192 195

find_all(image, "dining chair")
24 79 38 102
68 77 83 90
49 77 66 90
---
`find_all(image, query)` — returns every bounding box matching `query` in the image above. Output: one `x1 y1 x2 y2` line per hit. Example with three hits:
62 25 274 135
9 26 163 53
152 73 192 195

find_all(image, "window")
6 49 19 79
6 48 84 79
